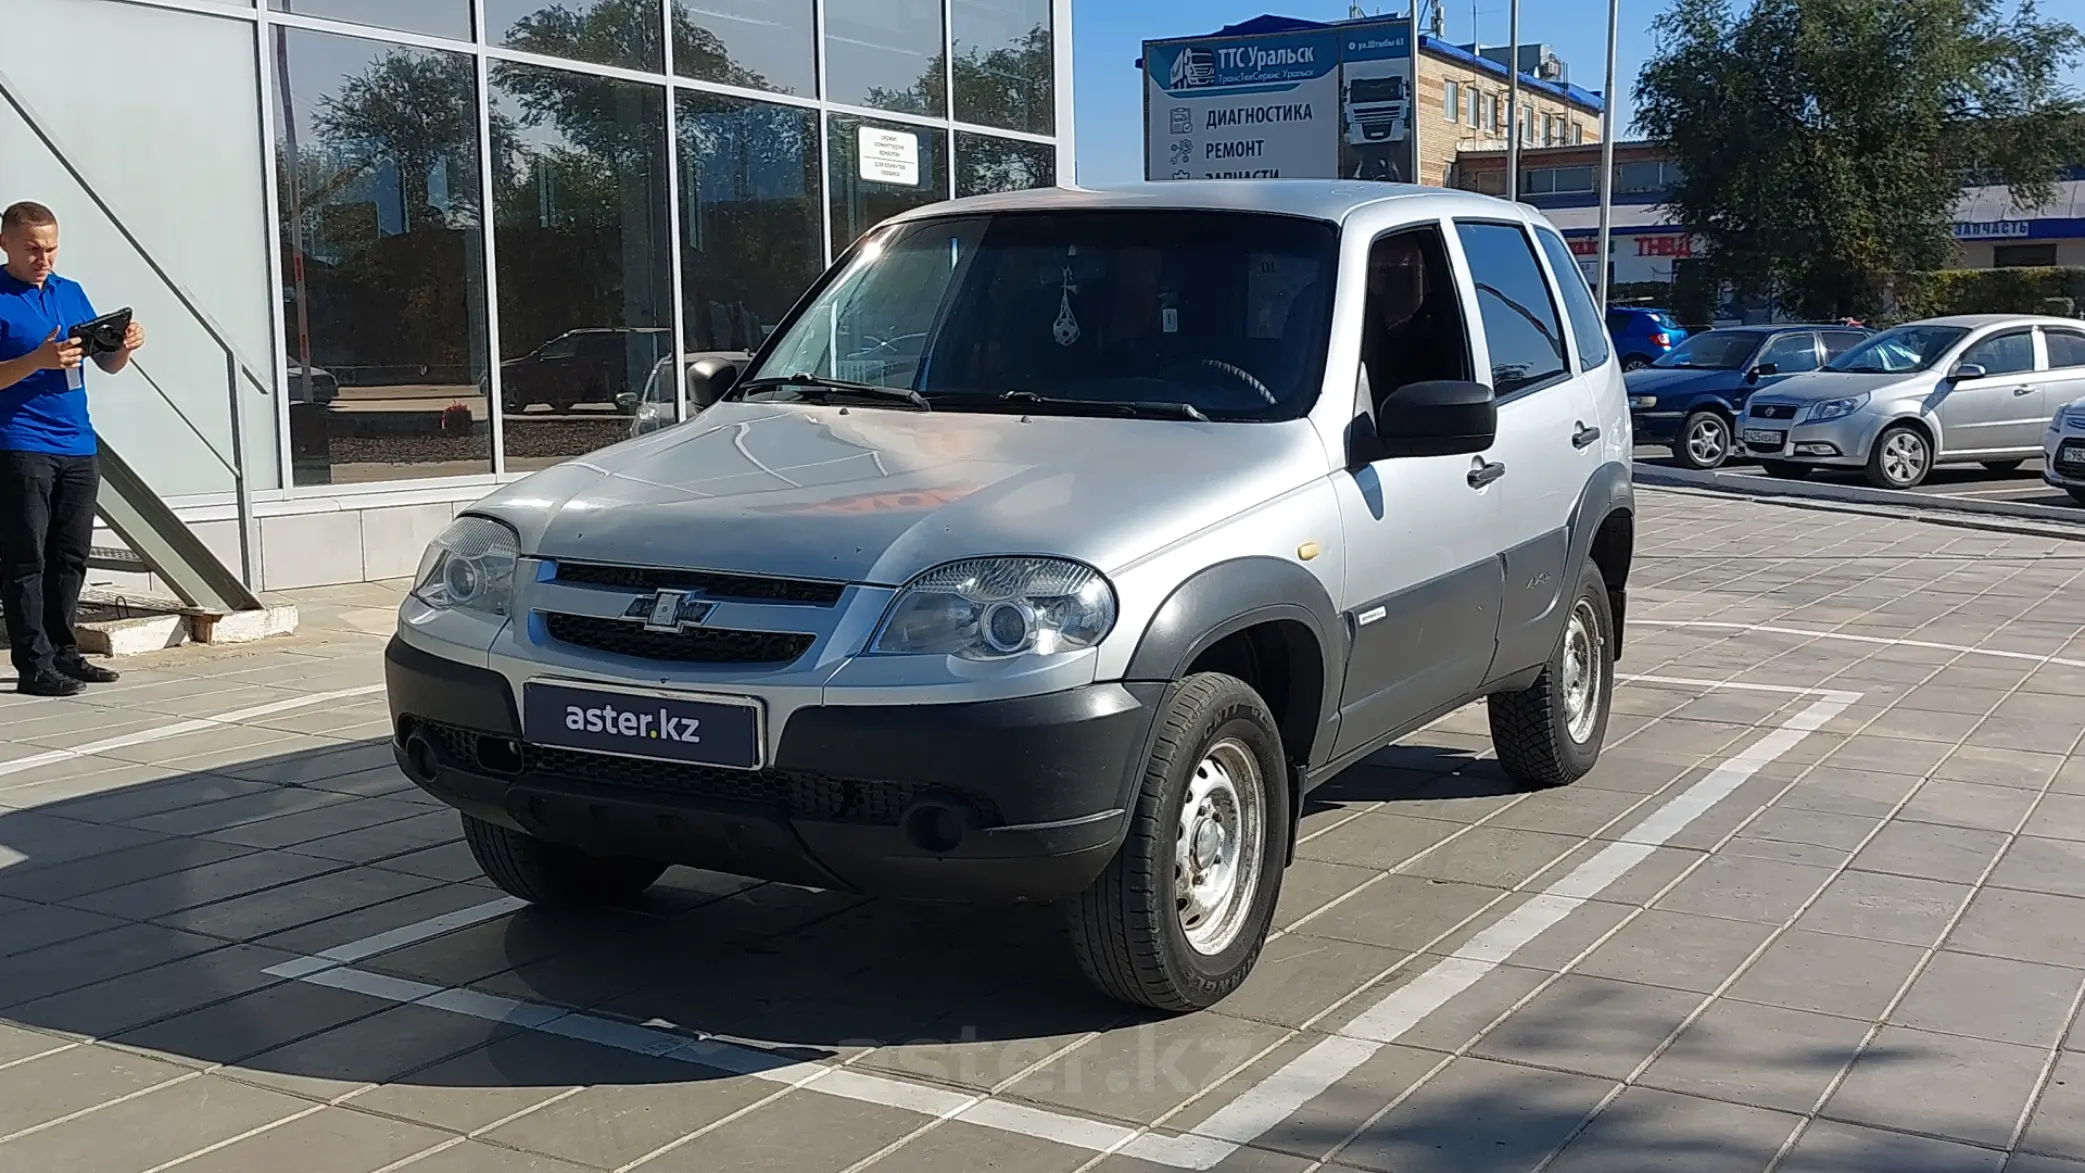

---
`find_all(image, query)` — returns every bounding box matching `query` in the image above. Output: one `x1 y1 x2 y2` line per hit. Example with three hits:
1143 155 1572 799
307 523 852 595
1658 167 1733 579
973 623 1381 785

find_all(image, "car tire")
1981 460 2025 474
1672 410 1733 470
1067 673 1290 1013
1488 561 1615 789
1622 354 1652 372
1759 461 1812 480
1867 424 1933 489
461 815 667 908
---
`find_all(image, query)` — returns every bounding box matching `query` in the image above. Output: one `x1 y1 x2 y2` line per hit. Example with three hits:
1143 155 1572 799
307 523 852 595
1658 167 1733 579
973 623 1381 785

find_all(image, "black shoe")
54 656 119 684
16 668 85 697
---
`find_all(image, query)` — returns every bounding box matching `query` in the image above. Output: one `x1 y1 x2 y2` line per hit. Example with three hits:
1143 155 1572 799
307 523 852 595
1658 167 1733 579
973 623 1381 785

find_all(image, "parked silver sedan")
1737 314 2085 488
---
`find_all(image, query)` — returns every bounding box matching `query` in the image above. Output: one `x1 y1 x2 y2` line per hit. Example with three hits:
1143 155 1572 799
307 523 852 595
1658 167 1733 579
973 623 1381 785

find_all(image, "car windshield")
1826 325 1969 374
746 211 1339 422
1652 332 1756 369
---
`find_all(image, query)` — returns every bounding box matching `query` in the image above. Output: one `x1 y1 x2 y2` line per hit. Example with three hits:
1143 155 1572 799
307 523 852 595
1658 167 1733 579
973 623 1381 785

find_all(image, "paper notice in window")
859 127 921 186
1247 252 1317 339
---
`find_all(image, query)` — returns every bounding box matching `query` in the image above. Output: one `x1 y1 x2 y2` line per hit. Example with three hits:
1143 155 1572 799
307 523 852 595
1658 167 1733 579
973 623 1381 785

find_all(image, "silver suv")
386 182 1636 1011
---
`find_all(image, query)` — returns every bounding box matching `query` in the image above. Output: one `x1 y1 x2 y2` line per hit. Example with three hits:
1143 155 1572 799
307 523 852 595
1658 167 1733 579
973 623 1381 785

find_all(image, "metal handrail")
0 65 266 589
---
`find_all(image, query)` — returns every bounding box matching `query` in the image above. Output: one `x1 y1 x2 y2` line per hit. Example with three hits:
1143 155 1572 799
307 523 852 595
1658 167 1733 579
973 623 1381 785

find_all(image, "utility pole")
1505 0 1520 201
1595 0 1619 308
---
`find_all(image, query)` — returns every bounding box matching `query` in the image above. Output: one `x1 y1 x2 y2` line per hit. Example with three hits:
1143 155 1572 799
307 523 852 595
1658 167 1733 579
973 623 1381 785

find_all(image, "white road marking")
1636 619 2085 670
0 683 386 785
259 675 1860 1168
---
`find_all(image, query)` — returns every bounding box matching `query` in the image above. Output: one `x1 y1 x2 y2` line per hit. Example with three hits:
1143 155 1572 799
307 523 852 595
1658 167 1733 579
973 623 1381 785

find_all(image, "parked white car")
2044 377 2085 506
1738 315 2085 489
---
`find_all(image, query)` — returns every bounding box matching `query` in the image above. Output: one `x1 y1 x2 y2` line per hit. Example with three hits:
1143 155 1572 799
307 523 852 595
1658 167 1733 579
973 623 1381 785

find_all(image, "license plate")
523 681 762 769
1743 429 1784 445
2060 444 2085 469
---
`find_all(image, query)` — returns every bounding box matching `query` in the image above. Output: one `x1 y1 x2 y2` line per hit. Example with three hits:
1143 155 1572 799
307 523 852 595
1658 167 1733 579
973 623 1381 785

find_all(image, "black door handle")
1468 460 1506 488
1573 423 1602 449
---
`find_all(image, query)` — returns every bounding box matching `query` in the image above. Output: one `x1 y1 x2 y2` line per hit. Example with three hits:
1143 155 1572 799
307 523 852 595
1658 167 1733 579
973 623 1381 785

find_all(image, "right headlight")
871 557 1117 661
1807 393 1870 423
410 515 520 616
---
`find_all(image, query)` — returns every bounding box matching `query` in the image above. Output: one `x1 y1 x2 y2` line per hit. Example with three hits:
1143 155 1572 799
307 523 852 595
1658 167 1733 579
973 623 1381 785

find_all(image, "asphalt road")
1635 446 2085 512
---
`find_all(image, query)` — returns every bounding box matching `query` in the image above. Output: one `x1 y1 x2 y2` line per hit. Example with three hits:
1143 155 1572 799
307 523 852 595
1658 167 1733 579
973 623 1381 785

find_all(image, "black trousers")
0 450 98 678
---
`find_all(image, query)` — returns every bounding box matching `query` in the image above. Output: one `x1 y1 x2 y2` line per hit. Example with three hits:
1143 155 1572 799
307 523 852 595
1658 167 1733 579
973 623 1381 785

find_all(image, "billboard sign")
1337 21 1417 184
1143 29 1342 180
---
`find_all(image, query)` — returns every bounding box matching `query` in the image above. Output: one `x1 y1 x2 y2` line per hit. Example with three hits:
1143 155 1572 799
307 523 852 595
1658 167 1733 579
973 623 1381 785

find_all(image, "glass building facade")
0 0 1070 523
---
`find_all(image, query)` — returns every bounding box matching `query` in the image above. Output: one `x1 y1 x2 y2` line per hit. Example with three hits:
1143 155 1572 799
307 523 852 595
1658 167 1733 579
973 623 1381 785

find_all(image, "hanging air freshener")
1052 261 1080 347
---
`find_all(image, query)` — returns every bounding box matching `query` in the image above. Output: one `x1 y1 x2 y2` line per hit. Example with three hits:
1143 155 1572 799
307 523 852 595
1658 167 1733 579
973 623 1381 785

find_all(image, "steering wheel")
1164 358 1276 405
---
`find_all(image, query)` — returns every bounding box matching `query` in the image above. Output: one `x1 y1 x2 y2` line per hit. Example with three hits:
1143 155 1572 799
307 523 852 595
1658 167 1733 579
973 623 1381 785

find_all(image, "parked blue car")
1607 306 1690 371
1627 324 1872 469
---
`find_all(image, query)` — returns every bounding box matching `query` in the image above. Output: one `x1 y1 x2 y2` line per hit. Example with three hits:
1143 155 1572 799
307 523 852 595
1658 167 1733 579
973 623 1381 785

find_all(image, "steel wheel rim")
1176 738 1265 956
1561 597 1604 744
1685 417 1728 466
1881 431 1927 485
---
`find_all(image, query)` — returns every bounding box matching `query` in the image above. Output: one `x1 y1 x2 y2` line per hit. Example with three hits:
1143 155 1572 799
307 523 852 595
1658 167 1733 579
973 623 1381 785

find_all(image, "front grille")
406 719 994 826
543 613 814 665
2064 408 2085 429
554 561 845 606
1750 403 1798 421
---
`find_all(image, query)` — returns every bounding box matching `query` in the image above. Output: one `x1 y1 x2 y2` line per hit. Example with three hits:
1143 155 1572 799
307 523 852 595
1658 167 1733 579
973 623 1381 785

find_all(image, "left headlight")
411 515 520 616
1807 393 1869 423
871 557 1117 660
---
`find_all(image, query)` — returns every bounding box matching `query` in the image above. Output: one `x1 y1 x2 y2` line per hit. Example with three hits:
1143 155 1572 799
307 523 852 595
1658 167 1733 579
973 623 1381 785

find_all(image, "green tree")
309 48 507 226
1634 0 2085 319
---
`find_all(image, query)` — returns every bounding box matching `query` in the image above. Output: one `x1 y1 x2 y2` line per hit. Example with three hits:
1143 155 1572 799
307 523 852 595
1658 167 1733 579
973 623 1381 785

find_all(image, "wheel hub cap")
1883 434 1927 484
1687 419 1726 464
1561 598 1604 744
1175 739 1266 956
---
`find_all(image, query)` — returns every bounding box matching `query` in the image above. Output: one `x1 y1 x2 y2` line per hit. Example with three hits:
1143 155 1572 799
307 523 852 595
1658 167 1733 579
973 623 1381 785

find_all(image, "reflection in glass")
952 0 1053 133
672 0 816 96
679 94 824 359
273 28 491 487
824 0 945 115
955 132 1055 198
828 115 950 250
484 0 663 73
269 0 471 41
489 63 674 469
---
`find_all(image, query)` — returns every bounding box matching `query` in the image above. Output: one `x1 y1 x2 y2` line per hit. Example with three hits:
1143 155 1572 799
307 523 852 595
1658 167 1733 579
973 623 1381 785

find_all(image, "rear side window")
1533 228 1609 371
1455 222 1569 395
1822 330 1867 358
2047 329 2085 370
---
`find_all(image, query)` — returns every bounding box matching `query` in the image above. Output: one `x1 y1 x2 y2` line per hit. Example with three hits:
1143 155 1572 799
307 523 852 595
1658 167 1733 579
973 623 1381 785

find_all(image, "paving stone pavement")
4 488 2085 1171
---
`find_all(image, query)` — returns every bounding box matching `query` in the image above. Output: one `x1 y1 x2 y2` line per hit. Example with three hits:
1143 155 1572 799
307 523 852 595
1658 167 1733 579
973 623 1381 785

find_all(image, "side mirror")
1747 362 1778 382
614 391 639 414
1348 379 1498 465
1949 363 1987 383
687 357 741 409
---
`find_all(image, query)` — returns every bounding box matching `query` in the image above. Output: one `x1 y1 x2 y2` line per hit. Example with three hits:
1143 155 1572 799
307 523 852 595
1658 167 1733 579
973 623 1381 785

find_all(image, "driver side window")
1961 330 2034 377
1758 332 1820 373
1359 226 1472 411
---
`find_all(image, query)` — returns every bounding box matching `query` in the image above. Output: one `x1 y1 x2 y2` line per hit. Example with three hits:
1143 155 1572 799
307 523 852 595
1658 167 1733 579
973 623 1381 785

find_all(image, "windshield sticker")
1053 264 1082 347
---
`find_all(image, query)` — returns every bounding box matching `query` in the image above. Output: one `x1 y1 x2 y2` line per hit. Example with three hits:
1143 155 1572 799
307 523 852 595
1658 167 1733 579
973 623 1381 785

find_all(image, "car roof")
1910 313 2085 329
1703 324 1855 335
880 179 1535 229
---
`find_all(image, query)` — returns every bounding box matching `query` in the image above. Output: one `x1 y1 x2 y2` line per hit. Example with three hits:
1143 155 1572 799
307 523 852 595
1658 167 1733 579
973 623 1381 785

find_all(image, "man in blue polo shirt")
0 201 145 696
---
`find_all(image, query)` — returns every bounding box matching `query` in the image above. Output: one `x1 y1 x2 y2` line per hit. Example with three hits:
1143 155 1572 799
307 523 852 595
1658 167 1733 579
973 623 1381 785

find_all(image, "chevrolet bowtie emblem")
625 589 714 632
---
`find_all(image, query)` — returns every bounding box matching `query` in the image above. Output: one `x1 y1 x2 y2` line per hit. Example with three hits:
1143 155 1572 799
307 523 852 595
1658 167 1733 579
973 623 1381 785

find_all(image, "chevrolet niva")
386 181 1636 1011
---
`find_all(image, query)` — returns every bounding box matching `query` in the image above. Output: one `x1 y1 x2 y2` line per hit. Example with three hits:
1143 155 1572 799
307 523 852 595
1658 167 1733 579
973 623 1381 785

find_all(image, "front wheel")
1759 460 1812 480
2068 488 2085 507
1068 673 1290 1012
1867 424 1933 489
462 815 667 908
1489 562 1615 788
1672 410 1733 470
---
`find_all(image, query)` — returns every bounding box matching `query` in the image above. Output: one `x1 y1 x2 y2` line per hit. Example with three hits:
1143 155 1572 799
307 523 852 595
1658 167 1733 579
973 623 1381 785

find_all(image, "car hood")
1746 370 1921 402
1623 367 1739 398
467 401 1331 586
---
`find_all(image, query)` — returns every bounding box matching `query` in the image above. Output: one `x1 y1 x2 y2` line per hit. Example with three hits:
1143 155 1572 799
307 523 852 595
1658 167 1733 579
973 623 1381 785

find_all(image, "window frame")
1531 225 1609 374
1450 217 1575 402
2041 327 2085 371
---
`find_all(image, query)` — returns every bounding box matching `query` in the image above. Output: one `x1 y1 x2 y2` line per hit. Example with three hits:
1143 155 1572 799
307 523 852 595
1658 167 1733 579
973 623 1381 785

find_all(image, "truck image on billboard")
1144 19 1417 185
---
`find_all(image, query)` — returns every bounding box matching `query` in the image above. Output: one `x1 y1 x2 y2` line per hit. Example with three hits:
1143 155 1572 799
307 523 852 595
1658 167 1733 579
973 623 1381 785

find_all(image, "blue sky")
1067 0 2085 186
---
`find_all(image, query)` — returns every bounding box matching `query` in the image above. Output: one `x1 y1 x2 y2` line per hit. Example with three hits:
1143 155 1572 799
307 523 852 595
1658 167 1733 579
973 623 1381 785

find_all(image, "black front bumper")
385 637 1161 901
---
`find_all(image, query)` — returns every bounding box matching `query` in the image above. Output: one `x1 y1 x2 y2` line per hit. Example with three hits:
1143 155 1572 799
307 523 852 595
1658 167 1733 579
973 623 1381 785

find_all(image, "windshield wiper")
1000 390 1210 422
732 373 930 410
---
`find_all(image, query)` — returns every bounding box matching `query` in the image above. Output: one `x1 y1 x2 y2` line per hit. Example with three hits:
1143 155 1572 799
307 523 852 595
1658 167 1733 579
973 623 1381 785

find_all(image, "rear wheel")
1982 459 2025 474
1672 410 1733 470
1489 562 1615 788
1867 424 1933 489
1621 354 1652 372
462 815 667 907
1068 673 1289 1012
1759 460 1812 480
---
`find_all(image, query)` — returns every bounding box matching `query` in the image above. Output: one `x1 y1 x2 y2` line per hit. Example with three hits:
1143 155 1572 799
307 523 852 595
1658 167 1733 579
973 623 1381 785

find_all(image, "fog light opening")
1795 442 1841 457
902 800 977 854
403 735 440 785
